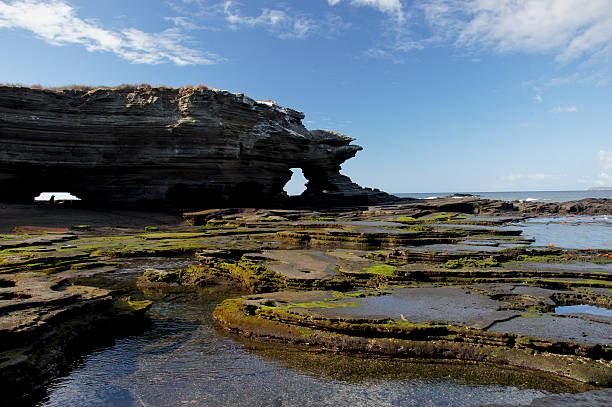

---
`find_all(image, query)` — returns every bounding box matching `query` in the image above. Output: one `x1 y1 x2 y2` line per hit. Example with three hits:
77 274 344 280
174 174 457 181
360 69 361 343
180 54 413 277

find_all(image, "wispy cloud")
500 173 562 183
224 2 285 27
497 172 567 189
533 94 542 104
549 105 578 114
446 0 612 64
0 0 222 65
360 47 405 64
576 151 612 187
600 150 612 169
347 0 612 70
164 16 200 31
223 1 316 39
588 172 611 186
328 0 405 22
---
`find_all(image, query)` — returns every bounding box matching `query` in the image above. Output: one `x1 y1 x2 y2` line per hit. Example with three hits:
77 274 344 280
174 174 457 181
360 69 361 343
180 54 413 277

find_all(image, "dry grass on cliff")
0 83 218 92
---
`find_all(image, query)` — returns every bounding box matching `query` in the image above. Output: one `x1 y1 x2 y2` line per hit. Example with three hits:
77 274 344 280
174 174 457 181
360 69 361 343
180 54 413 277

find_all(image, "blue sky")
1 0 611 193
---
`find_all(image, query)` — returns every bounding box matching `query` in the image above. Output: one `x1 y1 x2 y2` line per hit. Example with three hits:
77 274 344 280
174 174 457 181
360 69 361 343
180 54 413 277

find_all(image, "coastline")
1 196 611 404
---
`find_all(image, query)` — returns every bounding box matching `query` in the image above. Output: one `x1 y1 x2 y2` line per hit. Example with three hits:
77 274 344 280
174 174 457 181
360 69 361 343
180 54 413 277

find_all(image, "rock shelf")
1 197 611 403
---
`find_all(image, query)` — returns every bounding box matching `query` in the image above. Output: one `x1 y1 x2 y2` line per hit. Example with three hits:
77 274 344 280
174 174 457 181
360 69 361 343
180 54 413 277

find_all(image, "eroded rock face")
0 86 394 208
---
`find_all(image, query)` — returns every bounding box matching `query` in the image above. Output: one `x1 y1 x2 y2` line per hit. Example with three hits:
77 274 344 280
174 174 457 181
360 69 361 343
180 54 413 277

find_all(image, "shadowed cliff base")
0 85 396 209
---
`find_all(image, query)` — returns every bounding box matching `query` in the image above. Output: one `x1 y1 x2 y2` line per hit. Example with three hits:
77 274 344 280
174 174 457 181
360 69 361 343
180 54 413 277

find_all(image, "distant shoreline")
587 187 612 191
394 190 612 203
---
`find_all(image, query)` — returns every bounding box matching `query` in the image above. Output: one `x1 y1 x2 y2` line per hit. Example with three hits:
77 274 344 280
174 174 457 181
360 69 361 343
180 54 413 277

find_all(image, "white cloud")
328 0 404 22
453 0 612 63
591 172 611 186
399 0 612 65
497 172 567 189
224 2 285 27
577 152 612 187
361 47 405 63
533 94 542 103
500 173 560 183
164 16 200 31
223 1 315 39
290 18 316 39
0 0 222 65
600 150 612 169
549 105 578 114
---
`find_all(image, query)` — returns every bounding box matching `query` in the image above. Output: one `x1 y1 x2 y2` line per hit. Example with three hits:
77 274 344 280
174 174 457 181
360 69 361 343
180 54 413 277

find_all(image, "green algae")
443 257 499 269
0 231 230 274
300 216 336 222
363 264 396 276
4 202 612 392
331 290 391 298
422 213 457 222
518 278 612 289
510 254 578 264
395 216 420 223
138 232 209 240
393 213 459 224
0 252 92 274
508 251 612 265
122 296 153 312
258 299 361 311
213 296 612 386
214 258 286 292
141 269 181 283
140 264 233 286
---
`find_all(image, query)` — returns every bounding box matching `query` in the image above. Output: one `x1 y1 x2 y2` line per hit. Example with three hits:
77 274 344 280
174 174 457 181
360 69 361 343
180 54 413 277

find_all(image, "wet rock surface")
0 271 151 402
515 198 612 216
1 199 611 403
487 388 612 406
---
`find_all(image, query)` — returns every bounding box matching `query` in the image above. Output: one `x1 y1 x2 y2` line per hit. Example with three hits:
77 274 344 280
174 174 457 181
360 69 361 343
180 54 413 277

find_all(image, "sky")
1 0 611 193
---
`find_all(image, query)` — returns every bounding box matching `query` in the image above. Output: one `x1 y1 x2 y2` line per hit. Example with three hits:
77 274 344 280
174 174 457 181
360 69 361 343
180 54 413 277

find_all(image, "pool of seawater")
518 215 612 250
36 273 597 407
555 305 612 318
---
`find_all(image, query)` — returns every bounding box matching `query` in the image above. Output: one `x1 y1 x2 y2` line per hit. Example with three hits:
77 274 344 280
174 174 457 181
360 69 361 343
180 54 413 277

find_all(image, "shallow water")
556 305 612 318
36 279 592 407
518 215 612 250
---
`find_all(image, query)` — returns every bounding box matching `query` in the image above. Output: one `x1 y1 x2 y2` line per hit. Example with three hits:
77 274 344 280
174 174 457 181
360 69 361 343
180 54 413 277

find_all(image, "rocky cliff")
0 85 395 208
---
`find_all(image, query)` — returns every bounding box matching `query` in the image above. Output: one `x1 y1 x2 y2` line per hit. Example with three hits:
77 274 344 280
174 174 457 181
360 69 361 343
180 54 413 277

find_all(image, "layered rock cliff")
0 85 395 208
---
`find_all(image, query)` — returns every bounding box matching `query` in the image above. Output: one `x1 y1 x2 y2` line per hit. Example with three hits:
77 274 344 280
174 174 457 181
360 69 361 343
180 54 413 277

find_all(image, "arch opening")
283 168 308 196
34 192 81 204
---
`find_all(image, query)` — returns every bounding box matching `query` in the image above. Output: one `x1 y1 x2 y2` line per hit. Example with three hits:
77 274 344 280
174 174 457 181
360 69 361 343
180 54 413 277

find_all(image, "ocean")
395 190 612 203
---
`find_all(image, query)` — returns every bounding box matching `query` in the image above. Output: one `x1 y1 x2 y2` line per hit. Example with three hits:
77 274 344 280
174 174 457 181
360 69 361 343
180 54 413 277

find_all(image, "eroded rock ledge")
0 85 394 208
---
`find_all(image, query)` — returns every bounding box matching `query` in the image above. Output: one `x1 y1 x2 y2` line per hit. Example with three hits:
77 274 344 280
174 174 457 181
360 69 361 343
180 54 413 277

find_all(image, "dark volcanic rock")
0 86 395 208
513 198 612 216
402 197 612 217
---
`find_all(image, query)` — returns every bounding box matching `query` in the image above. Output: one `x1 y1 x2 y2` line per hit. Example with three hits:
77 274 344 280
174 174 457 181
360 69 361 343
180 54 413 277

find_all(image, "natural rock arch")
0 86 396 208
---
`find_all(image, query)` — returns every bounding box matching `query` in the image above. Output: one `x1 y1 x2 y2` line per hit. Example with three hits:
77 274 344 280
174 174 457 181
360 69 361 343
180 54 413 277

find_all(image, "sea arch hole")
33 192 81 204
284 168 308 196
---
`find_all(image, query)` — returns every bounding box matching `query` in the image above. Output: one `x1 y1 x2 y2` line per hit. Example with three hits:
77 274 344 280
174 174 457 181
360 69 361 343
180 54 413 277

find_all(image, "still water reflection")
519 215 612 250
37 282 595 407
